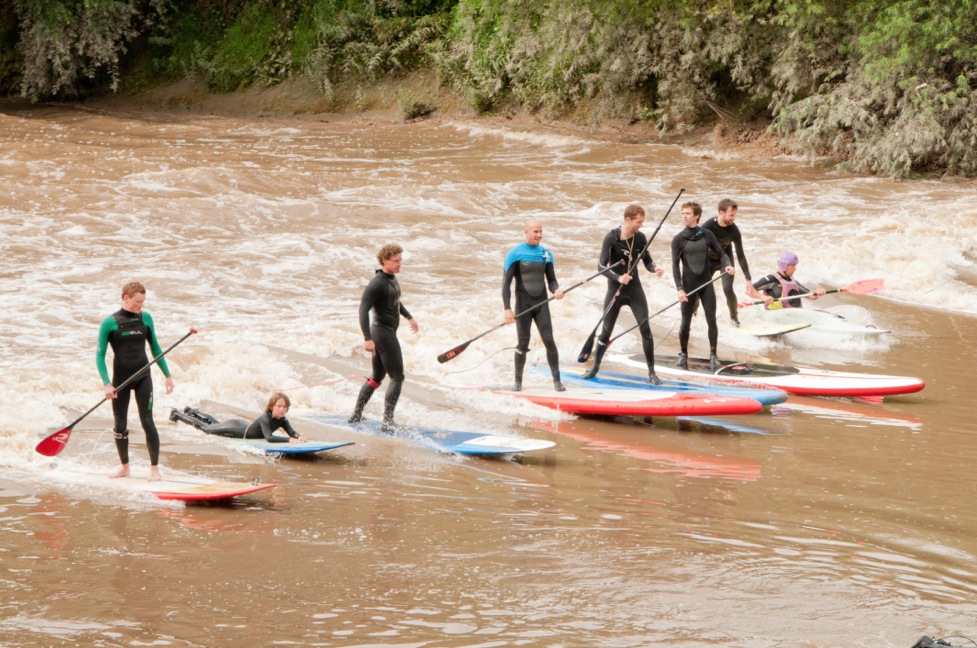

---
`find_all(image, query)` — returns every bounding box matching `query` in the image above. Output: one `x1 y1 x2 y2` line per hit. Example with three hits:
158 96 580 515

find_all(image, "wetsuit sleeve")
142 312 171 378
639 241 656 274
96 316 117 385
501 264 518 309
545 262 559 293
752 275 778 292
280 417 300 439
358 278 380 341
399 303 413 320
671 235 684 290
597 231 621 282
255 415 287 443
731 226 752 281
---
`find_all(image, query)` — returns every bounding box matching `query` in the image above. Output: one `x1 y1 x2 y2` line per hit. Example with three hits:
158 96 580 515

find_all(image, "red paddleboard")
491 384 762 416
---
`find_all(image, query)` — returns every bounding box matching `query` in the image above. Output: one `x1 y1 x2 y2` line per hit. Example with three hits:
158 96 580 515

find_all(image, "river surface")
2 101 977 647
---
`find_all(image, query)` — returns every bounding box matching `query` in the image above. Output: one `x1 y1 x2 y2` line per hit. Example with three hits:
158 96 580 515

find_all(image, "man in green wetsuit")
96 281 174 481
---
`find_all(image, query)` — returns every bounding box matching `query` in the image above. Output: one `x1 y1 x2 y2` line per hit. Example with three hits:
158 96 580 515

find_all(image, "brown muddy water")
2 102 976 647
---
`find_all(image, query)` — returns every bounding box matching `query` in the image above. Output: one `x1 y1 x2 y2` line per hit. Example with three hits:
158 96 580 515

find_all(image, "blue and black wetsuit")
349 269 413 427
586 227 659 376
702 216 753 321
502 242 561 386
671 226 730 356
96 308 171 466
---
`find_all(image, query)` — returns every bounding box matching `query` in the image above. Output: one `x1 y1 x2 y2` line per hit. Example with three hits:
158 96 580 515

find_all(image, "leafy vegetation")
2 0 976 178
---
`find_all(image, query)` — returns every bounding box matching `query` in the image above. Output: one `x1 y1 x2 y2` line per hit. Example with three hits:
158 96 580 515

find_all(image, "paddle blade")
437 341 470 364
577 334 596 363
844 278 885 295
35 427 72 457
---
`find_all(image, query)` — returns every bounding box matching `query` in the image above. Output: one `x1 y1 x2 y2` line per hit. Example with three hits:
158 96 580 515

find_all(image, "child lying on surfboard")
170 391 308 443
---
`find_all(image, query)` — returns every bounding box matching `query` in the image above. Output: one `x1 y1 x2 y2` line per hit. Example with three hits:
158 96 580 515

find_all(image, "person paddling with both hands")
502 219 565 392
97 281 175 482
582 204 665 384
752 251 825 308
349 244 419 433
672 201 735 372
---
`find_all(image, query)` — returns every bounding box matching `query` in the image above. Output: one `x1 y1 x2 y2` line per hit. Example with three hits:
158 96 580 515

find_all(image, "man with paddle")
348 244 419 433
701 198 765 326
97 281 175 482
751 251 825 308
502 220 566 391
672 202 735 371
581 204 665 384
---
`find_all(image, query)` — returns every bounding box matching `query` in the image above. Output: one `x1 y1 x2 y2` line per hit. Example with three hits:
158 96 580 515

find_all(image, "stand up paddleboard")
304 413 555 455
242 439 355 455
49 468 276 502
533 365 788 407
613 353 925 399
490 383 763 417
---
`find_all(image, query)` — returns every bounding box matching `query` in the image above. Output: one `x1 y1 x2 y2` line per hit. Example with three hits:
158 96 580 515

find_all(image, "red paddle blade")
437 341 470 363
35 427 72 457
844 278 884 295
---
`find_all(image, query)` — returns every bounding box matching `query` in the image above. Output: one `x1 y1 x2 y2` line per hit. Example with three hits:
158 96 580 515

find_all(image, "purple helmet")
777 251 799 273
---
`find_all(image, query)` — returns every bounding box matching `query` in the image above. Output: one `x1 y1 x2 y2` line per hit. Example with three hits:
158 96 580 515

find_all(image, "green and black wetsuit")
96 308 171 466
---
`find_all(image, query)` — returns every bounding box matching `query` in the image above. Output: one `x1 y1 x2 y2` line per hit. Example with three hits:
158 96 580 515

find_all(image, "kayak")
490 383 763 417
612 353 925 399
752 307 890 336
531 365 788 407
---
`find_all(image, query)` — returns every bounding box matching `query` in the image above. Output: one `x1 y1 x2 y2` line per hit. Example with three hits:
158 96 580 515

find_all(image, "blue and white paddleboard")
537 365 788 407
243 439 355 455
304 413 555 456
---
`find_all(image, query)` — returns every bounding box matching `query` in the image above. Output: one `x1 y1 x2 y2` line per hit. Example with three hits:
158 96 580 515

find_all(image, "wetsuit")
587 227 659 376
349 269 413 428
96 308 171 466
172 409 300 442
502 241 561 387
702 216 753 321
671 226 730 356
753 273 809 309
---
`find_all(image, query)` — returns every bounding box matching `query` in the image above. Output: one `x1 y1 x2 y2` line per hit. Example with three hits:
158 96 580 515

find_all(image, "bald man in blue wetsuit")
503 220 565 391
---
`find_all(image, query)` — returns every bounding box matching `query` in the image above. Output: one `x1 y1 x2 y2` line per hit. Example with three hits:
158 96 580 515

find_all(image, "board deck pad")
611 353 925 399
305 413 555 455
535 365 787 407
242 439 355 455
490 383 762 417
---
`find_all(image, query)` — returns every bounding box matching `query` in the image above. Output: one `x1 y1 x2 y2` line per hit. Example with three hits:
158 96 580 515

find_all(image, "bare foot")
148 466 161 482
109 465 130 479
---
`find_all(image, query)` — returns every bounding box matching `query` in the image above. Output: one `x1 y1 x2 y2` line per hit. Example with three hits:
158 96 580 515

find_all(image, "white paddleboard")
737 321 811 337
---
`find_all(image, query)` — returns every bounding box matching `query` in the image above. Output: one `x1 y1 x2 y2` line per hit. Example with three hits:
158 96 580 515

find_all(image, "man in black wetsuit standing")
701 198 764 326
349 244 419 432
672 201 735 371
582 204 665 384
502 219 565 391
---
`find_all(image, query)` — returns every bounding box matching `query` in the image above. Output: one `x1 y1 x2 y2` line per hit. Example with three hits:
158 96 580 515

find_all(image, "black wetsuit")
96 308 171 466
502 242 561 385
671 226 730 355
175 410 300 442
350 269 413 426
591 227 659 371
702 216 753 319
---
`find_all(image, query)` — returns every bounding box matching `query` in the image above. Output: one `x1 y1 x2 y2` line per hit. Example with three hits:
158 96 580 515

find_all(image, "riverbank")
67 73 787 162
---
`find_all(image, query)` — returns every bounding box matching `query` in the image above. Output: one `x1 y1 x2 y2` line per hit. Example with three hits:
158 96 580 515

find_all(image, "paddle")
35 328 198 457
436 261 624 364
577 187 685 363
608 273 725 345
737 278 885 309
